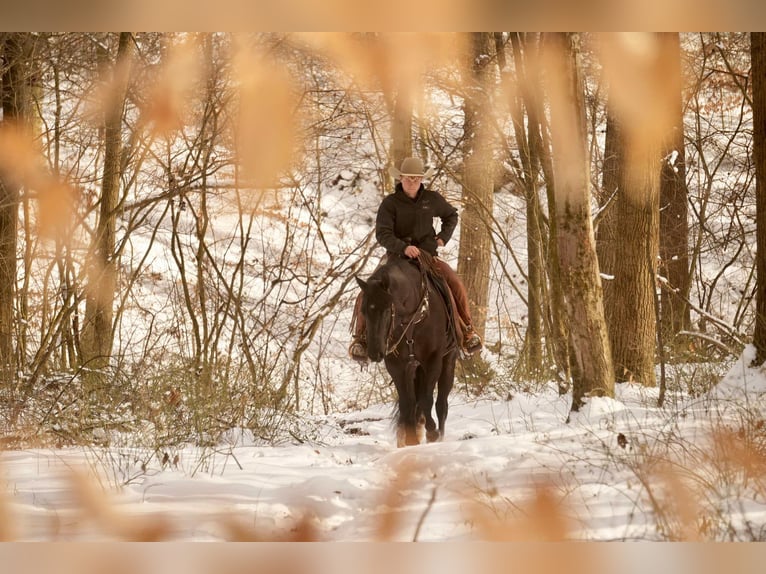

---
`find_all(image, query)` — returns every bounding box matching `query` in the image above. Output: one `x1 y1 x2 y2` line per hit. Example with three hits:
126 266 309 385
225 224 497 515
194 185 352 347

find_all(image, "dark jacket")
375 183 458 256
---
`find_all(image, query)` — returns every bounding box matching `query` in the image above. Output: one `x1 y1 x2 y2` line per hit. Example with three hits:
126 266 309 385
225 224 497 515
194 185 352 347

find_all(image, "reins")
384 256 431 357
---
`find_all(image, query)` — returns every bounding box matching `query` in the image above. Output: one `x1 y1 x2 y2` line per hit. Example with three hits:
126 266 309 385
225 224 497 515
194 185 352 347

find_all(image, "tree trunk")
458 32 495 341
599 33 680 387
0 33 34 389
752 32 766 365
609 135 660 386
596 109 621 314
545 32 614 412
658 32 691 339
508 33 545 377
527 40 572 390
81 32 134 369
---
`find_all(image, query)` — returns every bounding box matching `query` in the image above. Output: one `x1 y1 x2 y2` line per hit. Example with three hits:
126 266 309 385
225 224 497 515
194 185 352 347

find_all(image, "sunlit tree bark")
458 32 495 341
545 32 614 412
599 33 680 387
609 123 660 386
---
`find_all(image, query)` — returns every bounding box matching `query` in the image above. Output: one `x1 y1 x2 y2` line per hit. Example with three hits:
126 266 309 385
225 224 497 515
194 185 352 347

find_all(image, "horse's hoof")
426 429 441 443
396 425 423 447
396 427 418 448
416 419 426 444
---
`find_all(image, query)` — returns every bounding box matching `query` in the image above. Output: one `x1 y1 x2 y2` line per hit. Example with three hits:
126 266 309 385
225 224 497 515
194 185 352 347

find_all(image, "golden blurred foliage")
0 123 44 188
219 511 320 542
37 181 76 241
0 481 17 542
82 46 134 129
0 123 76 241
470 481 573 542
597 33 678 156
67 467 173 541
708 425 766 496
540 34 589 206
298 33 465 98
370 456 419 541
232 43 300 188
650 461 706 541
0 0 748 32
2 434 766 544
140 35 206 135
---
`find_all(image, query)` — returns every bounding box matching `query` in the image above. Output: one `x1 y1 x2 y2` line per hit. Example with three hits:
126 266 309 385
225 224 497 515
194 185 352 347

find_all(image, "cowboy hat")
388 157 435 180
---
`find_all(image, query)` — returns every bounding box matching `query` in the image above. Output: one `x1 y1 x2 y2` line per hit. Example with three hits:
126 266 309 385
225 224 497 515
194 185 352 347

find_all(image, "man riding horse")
350 157 482 363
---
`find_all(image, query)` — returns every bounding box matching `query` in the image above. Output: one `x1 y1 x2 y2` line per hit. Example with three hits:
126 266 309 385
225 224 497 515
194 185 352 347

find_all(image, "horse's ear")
355 276 367 291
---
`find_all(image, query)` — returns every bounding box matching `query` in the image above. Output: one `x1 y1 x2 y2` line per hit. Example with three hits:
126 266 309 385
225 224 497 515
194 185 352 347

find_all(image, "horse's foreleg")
396 401 420 447
393 359 421 447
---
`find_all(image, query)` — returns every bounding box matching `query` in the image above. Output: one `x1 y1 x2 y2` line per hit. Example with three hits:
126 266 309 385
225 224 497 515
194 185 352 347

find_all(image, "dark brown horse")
355 254 457 447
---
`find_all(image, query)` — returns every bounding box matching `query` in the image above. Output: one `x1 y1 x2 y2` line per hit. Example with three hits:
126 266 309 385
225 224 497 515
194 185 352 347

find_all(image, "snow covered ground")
2 347 765 542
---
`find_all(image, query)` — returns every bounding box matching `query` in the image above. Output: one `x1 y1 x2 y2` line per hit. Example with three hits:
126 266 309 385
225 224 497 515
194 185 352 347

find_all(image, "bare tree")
81 32 135 369
677 33 752 358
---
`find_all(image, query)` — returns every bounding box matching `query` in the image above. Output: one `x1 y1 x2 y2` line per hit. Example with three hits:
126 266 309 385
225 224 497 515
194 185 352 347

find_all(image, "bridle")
384 267 430 358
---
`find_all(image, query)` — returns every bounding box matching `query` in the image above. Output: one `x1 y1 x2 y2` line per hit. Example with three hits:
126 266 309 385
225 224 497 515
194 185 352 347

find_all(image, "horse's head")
356 275 394 363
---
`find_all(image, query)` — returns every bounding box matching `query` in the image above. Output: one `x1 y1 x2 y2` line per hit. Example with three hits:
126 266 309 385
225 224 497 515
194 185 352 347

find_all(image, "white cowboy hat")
388 157 435 180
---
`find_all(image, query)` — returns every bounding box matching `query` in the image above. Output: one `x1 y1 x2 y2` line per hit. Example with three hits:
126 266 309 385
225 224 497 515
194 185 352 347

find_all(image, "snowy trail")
3 355 766 542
